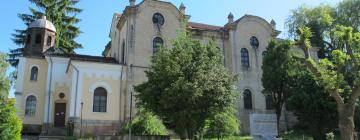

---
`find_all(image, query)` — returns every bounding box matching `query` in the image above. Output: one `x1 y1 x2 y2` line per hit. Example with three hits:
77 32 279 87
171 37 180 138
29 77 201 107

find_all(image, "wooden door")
54 103 66 127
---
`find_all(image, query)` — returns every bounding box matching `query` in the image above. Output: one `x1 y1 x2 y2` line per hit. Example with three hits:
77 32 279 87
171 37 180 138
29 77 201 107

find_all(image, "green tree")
286 1 360 59
287 64 338 140
123 109 168 136
295 25 360 140
262 40 293 136
204 107 239 139
8 0 82 67
134 32 238 140
0 53 22 140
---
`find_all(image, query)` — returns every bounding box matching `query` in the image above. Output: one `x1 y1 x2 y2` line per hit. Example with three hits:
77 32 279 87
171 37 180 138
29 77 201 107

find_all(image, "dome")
29 16 56 32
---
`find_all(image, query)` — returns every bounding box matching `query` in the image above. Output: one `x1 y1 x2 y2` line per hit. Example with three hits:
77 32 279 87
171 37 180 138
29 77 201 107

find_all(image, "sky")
1 0 341 97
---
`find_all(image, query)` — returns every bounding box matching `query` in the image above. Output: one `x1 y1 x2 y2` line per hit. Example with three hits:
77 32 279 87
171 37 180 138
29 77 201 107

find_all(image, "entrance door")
54 103 66 127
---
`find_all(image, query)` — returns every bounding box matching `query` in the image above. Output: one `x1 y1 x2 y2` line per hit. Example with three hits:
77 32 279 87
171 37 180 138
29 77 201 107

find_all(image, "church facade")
15 0 319 136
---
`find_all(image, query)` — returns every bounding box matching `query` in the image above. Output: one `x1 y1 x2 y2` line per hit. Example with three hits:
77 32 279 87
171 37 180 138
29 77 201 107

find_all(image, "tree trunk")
276 106 282 137
338 103 356 140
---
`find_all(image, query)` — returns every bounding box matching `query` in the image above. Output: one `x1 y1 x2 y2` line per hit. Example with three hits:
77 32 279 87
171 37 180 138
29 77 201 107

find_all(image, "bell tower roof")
29 16 56 32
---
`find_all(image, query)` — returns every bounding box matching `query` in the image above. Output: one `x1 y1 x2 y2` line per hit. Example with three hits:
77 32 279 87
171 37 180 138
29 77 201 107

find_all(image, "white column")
15 57 26 115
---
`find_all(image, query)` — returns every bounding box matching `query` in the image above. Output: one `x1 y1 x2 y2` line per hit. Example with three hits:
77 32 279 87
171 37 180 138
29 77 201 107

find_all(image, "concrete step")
47 127 67 136
38 136 66 140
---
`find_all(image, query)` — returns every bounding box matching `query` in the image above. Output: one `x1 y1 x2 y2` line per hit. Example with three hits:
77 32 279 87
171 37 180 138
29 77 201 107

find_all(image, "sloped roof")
188 22 223 31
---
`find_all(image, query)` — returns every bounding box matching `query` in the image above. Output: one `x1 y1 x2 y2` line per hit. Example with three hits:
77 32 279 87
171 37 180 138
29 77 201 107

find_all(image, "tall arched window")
241 48 250 68
27 34 31 44
243 89 252 109
25 95 37 116
153 37 164 54
265 95 274 110
121 41 126 64
46 36 52 46
93 87 107 112
35 34 42 44
30 66 38 81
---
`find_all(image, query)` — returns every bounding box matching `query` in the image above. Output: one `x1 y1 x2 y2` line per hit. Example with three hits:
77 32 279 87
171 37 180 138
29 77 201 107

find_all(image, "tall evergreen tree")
8 0 82 67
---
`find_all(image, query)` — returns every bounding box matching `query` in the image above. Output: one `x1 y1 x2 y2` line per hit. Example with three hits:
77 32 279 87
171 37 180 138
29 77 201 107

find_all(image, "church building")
15 0 319 137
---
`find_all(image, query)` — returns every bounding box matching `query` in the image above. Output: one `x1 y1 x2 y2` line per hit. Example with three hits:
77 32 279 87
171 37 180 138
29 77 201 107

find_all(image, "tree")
262 40 293 136
287 63 338 140
0 53 22 140
122 108 168 136
204 107 239 139
295 25 360 140
134 32 238 139
8 0 82 67
286 1 360 59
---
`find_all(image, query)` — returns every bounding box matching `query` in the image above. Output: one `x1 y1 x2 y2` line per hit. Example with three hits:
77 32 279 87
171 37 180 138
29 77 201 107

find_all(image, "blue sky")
1 0 341 97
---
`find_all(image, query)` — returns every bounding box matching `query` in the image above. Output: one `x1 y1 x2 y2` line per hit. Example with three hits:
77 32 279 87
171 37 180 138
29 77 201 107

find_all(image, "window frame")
243 89 253 110
25 95 37 117
46 36 52 46
92 87 107 113
153 37 164 54
241 48 250 68
35 34 42 44
250 36 259 49
152 12 165 26
30 66 38 81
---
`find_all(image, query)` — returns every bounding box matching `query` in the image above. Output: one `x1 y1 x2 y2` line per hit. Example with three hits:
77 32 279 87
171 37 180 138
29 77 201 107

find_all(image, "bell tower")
24 16 56 55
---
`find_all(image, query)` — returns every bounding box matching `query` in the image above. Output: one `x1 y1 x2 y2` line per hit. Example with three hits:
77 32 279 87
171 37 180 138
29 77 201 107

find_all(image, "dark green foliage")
134 32 238 139
0 53 22 140
287 65 338 140
9 0 82 67
204 107 239 139
123 109 168 136
262 40 293 135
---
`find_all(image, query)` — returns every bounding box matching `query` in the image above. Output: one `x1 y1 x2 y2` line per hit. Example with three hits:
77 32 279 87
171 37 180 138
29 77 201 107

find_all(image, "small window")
35 34 42 44
30 66 38 81
243 89 252 109
250 36 259 49
46 36 52 46
241 48 250 68
265 95 274 110
152 13 165 26
153 37 164 54
93 87 107 112
27 34 31 44
25 95 37 116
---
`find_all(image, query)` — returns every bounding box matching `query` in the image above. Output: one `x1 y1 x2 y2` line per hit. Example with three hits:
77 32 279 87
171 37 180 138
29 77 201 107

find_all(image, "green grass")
171 136 253 140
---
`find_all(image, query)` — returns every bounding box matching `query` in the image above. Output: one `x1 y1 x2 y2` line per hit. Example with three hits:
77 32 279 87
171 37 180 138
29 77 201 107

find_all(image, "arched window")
46 36 52 46
265 95 274 110
153 37 164 54
243 89 252 109
35 34 42 44
30 66 38 81
25 95 37 116
27 34 31 44
250 36 259 49
93 87 107 112
241 48 250 68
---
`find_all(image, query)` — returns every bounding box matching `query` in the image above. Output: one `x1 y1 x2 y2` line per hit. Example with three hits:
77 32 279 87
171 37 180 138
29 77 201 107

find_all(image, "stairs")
38 127 68 140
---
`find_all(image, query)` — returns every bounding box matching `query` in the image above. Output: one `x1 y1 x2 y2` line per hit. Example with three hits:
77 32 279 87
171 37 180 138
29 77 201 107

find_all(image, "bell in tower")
24 16 56 56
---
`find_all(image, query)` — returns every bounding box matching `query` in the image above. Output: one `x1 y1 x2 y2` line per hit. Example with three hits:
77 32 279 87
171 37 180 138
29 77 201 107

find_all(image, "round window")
250 36 259 48
59 93 65 99
152 13 164 26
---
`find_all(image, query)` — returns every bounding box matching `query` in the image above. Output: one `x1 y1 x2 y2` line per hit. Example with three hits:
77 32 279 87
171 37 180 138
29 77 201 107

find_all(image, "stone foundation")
69 117 122 137
22 124 42 135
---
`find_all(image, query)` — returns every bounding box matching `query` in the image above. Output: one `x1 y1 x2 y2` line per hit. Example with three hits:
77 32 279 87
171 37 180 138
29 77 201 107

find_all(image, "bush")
0 98 22 140
123 109 167 135
204 108 239 139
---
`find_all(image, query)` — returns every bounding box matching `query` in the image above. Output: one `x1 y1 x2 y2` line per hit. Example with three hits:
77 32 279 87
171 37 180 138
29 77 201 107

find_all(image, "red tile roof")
188 22 222 31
